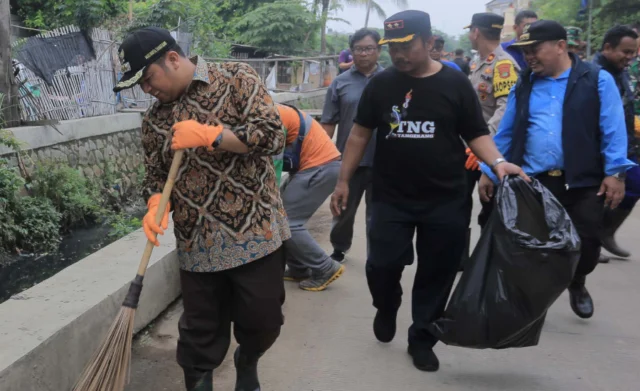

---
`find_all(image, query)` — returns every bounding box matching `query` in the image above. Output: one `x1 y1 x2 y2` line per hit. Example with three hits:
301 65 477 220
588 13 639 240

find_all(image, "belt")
538 169 563 177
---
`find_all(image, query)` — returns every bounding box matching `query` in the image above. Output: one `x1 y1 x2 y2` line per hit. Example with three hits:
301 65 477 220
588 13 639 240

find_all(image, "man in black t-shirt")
330 10 528 372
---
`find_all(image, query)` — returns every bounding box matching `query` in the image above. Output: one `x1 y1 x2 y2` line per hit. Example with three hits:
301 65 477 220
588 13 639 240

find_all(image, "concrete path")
127 197 640 391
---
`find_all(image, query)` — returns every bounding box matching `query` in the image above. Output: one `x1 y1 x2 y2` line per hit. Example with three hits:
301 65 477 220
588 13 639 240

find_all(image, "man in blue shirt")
593 25 640 262
431 35 462 71
478 20 636 320
501 10 538 69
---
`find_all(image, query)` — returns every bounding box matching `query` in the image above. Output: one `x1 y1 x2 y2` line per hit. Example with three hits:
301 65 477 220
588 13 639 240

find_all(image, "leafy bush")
0 160 61 253
28 163 104 231
0 161 25 250
13 196 61 253
107 213 142 238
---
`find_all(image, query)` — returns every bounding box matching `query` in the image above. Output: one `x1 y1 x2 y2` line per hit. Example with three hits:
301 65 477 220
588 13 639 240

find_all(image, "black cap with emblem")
379 10 432 45
464 12 505 31
113 27 177 92
511 20 567 46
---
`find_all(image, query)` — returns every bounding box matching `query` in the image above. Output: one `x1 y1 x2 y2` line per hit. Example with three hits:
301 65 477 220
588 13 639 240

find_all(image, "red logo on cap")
385 20 405 30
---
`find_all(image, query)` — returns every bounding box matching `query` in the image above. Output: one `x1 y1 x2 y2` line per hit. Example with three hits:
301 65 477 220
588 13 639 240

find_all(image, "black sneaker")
373 309 397 343
331 250 346 263
407 346 439 372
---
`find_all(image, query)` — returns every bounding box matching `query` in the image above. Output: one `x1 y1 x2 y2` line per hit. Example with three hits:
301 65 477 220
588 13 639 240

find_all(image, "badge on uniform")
480 93 488 101
493 60 518 98
478 82 488 92
484 67 492 75
470 63 477 70
486 53 495 63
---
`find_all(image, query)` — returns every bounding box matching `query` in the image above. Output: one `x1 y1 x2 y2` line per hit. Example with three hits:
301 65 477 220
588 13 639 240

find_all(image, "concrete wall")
0 113 145 196
0 227 180 391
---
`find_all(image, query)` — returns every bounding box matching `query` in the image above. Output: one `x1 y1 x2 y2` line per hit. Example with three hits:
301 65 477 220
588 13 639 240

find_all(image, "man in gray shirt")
321 28 384 262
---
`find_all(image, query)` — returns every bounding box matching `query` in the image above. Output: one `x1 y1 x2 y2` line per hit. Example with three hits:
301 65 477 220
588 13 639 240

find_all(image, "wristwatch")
491 158 507 168
613 171 627 182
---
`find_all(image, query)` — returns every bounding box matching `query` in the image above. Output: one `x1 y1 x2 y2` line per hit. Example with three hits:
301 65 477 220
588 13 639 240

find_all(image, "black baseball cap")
464 13 504 31
379 10 432 45
113 27 178 92
511 20 567 46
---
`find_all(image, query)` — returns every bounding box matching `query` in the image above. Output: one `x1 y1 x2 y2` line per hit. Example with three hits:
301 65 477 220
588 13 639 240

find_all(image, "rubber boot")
184 368 213 391
234 346 262 391
568 275 594 319
601 208 632 258
458 228 471 272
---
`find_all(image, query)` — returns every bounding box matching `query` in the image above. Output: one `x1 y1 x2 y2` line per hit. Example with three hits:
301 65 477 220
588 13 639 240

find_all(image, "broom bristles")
73 307 136 391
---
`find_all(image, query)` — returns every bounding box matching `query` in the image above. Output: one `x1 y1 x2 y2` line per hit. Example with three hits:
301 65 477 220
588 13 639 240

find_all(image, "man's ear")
166 51 181 70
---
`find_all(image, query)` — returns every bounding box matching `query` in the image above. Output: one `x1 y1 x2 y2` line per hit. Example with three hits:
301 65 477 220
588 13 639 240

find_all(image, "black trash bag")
429 176 581 349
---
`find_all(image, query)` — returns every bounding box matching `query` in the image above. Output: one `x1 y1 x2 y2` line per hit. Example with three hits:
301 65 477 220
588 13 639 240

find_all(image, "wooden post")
0 0 20 127
129 0 134 22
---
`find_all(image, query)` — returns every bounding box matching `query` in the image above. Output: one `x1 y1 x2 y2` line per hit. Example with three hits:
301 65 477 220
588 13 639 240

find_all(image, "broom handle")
136 149 185 277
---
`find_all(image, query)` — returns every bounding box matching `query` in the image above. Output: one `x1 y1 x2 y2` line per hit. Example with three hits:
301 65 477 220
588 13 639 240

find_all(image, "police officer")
463 13 520 249
466 13 520 135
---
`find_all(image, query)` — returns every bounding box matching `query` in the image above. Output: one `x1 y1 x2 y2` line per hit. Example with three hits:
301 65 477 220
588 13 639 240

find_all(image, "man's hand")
494 161 530 182
598 176 625 209
331 181 350 217
143 193 171 246
478 174 495 203
465 148 480 170
171 120 223 150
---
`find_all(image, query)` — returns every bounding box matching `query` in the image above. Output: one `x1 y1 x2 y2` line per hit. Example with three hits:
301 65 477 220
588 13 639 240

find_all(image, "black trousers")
366 198 466 349
176 247 286 372
481 175 604 279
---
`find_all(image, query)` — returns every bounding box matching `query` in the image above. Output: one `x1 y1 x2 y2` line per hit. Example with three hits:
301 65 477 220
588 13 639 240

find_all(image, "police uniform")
467 13 520 135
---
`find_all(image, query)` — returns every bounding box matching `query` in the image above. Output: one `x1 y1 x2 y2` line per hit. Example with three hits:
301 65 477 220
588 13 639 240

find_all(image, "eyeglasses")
353 46 378 55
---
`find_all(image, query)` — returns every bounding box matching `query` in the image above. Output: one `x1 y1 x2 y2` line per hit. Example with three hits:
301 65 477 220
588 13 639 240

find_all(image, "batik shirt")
141 56 290 272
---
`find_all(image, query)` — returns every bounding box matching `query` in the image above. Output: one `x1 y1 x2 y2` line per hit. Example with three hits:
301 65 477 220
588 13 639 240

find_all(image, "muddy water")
0 210 145 304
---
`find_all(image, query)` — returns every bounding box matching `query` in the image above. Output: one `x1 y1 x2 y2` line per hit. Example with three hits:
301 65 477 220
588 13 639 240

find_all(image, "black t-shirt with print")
355 65 490 203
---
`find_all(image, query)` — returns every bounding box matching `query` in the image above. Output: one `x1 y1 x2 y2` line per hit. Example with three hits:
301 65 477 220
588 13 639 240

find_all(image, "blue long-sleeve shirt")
481 68 636 182
502 39 527 70
441 60 462 72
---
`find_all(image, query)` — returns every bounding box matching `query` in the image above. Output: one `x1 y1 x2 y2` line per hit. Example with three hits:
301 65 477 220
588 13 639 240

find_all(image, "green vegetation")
532 0 640 51
11 0 466 57
0 127 144 255
107 213 142 238
28 164 103 231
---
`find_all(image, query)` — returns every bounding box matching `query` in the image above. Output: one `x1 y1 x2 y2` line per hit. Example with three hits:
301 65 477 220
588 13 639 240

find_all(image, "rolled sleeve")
597 70 637 175
231 63 285 156
320 80 340 124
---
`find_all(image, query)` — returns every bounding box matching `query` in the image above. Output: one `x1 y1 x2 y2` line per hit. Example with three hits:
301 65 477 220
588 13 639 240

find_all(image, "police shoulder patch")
493 59 517 98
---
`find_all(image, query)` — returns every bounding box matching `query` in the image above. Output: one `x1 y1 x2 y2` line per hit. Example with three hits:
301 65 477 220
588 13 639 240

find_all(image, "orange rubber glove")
465 148 480 171
171 120 223 150
143 194 170 246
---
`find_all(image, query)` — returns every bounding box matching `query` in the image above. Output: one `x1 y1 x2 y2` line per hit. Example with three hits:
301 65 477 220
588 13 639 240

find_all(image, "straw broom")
73 149 185 391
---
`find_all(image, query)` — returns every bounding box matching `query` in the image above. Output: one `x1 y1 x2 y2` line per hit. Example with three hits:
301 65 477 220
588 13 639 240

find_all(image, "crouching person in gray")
277 104 345 291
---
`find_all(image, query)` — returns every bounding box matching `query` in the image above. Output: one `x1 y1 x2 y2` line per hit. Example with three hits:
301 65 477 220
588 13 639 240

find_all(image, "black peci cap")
379 10 431 45
113 27 178 92
511 20 567 46
464 12 505 31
